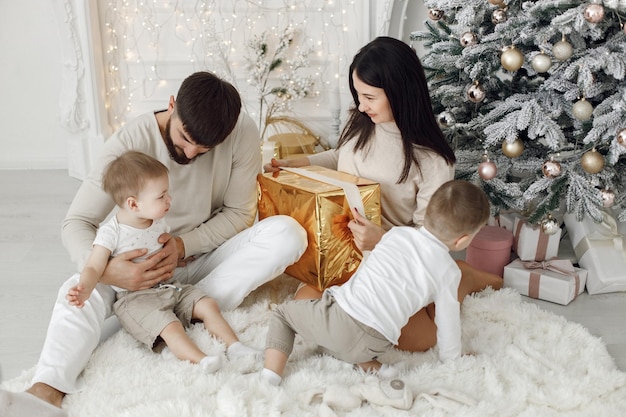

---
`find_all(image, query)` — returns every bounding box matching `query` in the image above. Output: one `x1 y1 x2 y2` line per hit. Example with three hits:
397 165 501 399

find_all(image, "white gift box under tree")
563 211 626 295
498 212 561 261
503 258 587 305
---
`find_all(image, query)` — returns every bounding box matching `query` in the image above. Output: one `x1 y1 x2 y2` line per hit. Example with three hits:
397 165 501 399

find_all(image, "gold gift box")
257 165 381 291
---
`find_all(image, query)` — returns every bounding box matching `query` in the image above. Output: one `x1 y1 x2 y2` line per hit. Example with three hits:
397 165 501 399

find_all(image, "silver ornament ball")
460 32 478 47
542 158 562 178
492 9 507 24
541 215 560 235
531 53 552 73
600 188 616 208
617 128 626 148
437 111 455 128
428 9 444 21
573 98 593 121
584 4 605 23
501 46 524 71
553 39 573 61
467 83 486 103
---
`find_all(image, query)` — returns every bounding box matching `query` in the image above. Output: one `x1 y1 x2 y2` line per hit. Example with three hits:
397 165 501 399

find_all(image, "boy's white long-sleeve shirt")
328 226 462 363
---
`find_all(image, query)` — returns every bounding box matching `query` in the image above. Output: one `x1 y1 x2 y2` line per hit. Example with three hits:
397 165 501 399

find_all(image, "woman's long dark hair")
338 36 455 183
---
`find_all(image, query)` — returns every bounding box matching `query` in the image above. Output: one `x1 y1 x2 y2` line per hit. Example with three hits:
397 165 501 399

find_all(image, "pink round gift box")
465 225 513 277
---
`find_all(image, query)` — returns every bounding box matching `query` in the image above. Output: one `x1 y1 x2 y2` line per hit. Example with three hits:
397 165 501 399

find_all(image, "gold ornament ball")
600 188 616 208
488 0 506 6
553 39 573 61
460 32 478 47
617 128 626 147
581 149 605 174
492 9 507 24
542 159 562 178
502 138 524 158
501 46 524 71
531 53 552 73
541 215 560 235
467 83 486 103
478 160 497 180
584 4 605 23
428 9 444 21
573 98 593 121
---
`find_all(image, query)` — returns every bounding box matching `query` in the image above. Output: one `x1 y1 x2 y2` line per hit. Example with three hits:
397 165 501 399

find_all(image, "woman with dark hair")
265 37 501 353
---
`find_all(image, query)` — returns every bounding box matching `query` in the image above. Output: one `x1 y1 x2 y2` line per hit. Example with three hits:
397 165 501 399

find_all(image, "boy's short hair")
424 180 490 241
174 71 242 148
102 151 169 207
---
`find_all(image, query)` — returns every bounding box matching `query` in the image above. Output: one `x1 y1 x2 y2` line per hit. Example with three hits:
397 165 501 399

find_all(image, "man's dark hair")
175 71 242 147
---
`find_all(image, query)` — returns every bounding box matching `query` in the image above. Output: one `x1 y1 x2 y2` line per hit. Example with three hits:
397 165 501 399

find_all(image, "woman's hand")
347 207 386 251
262 156 311 173
263 158 289 173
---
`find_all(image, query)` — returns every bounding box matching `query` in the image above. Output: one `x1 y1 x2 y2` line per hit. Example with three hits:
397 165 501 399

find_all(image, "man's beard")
163 119 194 165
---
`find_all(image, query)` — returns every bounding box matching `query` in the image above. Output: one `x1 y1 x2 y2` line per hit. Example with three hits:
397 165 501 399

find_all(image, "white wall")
0 0 428 172
0 0 82 170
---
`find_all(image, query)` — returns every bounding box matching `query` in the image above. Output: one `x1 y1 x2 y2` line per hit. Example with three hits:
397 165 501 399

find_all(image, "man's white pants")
32 215 307 393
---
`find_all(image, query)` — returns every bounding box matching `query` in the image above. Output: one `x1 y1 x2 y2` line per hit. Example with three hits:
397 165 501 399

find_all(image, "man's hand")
170 235 196 267
347 207 386 252
153 233 181 269
99 233 178 291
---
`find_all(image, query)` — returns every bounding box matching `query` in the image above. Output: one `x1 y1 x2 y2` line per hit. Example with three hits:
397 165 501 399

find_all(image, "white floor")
1 169 625 384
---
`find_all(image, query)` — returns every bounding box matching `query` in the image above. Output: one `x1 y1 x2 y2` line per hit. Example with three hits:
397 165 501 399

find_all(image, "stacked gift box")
496 209 626 303
494 212 586 305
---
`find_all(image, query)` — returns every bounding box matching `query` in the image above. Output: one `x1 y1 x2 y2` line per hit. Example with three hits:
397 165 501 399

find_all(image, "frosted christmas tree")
411 0 626 227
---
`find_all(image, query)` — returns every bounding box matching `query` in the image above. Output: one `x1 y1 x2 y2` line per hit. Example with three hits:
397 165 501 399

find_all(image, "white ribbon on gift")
280 166 370 258
573 211 624 260
521 258 581 300
280 167 366 218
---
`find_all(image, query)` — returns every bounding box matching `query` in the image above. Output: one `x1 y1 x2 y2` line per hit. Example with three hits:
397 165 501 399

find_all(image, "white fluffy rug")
3 275 626 416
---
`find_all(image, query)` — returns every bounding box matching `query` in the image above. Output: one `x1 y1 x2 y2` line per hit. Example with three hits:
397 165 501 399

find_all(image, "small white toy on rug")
298 376 413 416
416 386 477 412
298 376 477 416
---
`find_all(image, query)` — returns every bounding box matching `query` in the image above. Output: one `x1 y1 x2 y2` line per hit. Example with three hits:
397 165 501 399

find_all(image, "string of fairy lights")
99 0 363 131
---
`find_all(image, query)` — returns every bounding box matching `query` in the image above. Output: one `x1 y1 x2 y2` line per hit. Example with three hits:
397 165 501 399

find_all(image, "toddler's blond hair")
424 180 490 242
102 151 169 207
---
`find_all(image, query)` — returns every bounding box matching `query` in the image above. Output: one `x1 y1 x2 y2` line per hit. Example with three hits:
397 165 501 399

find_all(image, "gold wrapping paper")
257 165 381 290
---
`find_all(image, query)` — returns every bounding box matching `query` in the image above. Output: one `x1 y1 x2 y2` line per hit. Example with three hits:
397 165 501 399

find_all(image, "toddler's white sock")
260 368 282 386
227 341 263 360
200 355 222 373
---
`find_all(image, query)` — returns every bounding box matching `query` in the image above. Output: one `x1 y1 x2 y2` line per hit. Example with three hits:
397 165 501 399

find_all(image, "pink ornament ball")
478 160 497 180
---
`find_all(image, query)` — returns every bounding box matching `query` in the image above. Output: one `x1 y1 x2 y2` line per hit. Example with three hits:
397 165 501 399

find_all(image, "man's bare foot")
26 383 65 408
0 386 67 417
